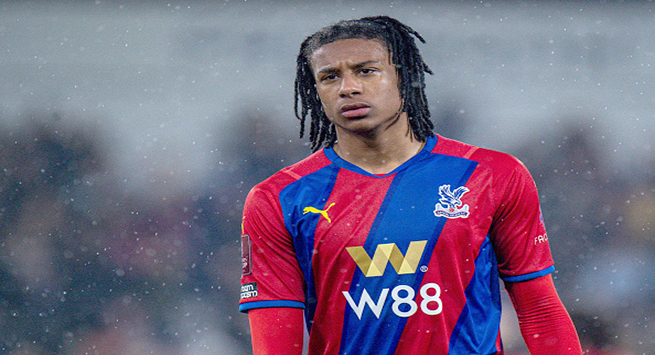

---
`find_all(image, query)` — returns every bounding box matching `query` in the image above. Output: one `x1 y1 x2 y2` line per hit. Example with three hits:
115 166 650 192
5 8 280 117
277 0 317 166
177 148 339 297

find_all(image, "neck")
332 116 425 175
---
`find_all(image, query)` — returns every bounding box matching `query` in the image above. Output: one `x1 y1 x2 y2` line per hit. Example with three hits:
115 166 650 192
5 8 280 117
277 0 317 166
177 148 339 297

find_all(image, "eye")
359 68 376 75
319 73 338 82
316 70 339 83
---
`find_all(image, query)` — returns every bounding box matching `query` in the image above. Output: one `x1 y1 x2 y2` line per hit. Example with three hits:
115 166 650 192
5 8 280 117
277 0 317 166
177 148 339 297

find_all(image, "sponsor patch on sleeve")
241 234 252 277
240 282 258 300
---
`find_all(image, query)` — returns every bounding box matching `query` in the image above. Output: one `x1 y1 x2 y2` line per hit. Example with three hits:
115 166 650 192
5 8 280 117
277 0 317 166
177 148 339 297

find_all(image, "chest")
282 160 496 266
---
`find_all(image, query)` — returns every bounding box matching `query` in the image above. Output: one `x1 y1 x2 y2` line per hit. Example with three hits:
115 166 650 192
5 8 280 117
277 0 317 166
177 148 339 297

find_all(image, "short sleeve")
239 184 306 312
489 156 555 282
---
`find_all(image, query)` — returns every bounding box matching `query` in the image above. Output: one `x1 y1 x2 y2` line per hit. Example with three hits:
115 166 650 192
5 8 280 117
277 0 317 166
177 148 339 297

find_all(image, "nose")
338 73 362 97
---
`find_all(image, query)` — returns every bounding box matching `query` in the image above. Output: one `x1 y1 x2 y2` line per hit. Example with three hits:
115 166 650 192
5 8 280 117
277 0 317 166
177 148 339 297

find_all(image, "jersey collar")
323 135 438 178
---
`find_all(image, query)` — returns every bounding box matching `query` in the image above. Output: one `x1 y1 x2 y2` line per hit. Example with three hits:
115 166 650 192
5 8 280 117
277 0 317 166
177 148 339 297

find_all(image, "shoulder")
247 149 333 199
432 135 537 205
432 135 528 174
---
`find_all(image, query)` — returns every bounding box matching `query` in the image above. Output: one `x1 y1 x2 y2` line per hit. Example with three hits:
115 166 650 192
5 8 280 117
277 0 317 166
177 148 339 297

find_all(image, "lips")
340 103 371 118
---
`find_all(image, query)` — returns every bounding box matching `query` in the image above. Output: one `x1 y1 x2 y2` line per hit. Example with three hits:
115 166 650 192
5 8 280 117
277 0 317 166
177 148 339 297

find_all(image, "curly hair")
294 15 434 151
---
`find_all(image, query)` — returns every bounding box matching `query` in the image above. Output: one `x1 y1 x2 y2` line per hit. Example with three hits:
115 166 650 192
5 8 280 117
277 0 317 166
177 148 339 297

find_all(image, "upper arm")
239 186 305 312
488 155 554 281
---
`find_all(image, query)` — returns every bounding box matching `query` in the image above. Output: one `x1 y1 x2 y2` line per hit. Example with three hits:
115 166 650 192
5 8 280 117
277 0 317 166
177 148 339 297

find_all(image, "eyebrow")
316 60 382 76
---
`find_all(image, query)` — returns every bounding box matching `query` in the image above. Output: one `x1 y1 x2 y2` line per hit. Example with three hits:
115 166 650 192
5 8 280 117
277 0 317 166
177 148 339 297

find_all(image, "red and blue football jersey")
239 135 554 354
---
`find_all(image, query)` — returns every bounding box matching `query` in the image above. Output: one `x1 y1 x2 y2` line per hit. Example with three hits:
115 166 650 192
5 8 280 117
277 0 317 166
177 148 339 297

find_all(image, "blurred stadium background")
1 1 654 354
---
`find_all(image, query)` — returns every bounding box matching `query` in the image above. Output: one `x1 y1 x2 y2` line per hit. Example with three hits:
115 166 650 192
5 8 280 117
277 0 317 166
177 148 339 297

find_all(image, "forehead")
310 38 391 72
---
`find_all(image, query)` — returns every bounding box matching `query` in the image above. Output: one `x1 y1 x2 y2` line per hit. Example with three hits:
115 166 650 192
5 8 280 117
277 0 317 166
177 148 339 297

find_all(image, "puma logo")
303 203 336 223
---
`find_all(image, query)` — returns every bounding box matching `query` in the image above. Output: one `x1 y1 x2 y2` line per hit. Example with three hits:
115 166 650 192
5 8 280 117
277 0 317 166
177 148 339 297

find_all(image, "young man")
239 16 582 354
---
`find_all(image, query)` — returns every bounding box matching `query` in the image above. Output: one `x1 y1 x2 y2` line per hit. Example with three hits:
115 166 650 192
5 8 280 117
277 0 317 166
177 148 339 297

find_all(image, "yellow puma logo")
303 202 336 223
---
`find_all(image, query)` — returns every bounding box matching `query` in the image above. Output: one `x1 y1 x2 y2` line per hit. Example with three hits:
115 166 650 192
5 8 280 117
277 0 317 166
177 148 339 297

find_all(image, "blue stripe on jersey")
501 265 555 282
448 236 502 354
340 151 478 355
239 300 305 312
279 163 341 331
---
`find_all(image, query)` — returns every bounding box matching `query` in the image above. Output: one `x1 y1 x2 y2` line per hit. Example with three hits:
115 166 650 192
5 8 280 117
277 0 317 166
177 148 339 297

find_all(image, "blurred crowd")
0 107 653 355
0 110 300 355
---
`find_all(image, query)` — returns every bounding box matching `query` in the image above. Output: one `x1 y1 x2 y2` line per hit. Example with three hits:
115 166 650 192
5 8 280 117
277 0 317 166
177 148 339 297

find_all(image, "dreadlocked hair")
294 15 434 152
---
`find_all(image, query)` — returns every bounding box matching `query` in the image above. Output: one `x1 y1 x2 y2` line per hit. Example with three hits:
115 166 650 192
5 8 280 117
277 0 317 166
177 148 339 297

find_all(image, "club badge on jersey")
433 184 471 219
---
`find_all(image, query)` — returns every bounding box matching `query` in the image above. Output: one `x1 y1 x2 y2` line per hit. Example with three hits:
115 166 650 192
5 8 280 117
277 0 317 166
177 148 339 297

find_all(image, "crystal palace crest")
433 184 470 219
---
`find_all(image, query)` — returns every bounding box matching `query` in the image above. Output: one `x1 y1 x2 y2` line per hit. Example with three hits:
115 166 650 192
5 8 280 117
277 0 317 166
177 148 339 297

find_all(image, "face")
310 38 405 137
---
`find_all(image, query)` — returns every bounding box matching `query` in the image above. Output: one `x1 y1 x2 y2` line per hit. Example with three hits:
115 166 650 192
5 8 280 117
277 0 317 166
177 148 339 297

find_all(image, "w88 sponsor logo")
344 240 443 318
343 283 443 319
